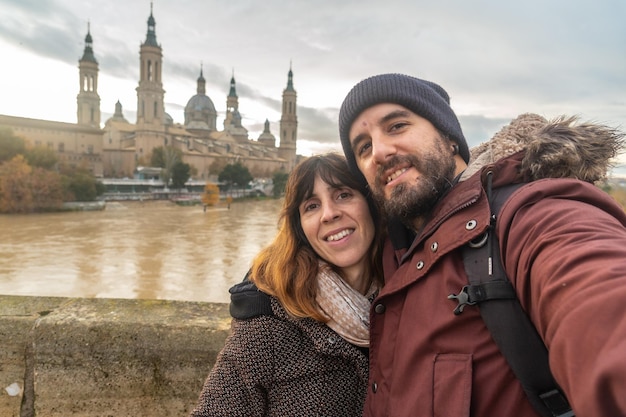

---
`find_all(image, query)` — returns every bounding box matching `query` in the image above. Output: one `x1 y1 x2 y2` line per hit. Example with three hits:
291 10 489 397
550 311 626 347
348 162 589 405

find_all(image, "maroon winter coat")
364 115 626 417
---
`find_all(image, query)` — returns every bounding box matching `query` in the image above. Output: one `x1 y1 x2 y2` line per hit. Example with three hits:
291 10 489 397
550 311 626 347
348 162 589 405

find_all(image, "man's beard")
371 142 456 224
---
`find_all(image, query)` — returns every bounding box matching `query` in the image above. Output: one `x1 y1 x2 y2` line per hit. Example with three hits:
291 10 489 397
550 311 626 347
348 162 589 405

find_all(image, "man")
338 73 626 417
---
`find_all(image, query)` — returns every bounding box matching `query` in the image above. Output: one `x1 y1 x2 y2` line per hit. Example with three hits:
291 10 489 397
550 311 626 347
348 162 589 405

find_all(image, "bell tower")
224 70 239 129
279 63 297 169
136 2 165 126
77 22 101 127
134 2 166 163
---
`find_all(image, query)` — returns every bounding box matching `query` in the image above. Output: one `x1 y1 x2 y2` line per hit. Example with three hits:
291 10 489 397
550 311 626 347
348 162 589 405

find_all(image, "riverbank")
61 201 107 211
50 192 271 211
0 295 231 417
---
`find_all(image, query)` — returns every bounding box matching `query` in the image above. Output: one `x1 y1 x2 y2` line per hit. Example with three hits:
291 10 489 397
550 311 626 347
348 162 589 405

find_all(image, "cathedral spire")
286 60 295 92
225 68 239 119
197 63 206 95
144 2 158 47
80 21 97 63
228 69 237 98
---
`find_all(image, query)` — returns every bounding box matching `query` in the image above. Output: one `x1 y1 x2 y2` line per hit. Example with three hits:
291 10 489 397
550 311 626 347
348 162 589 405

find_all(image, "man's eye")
357 142 371 157
389 122 407 131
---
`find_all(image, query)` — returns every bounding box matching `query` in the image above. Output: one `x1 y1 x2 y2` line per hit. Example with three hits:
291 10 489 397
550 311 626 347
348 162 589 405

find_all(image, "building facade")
1 6 299 181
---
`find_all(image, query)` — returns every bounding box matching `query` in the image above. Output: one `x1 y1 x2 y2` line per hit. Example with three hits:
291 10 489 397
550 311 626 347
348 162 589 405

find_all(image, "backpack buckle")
447 286 476 315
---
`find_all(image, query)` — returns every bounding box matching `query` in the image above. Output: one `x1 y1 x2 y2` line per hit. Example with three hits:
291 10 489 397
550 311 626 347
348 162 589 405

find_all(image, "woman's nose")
320 203 341 223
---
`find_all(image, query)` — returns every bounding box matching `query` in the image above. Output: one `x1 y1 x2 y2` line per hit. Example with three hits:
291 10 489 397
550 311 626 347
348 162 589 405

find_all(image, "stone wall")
0 295 231 417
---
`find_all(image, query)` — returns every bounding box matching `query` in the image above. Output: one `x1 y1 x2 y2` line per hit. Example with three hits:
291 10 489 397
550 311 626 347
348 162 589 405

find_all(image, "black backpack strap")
229 271 273 319
449 175 574 417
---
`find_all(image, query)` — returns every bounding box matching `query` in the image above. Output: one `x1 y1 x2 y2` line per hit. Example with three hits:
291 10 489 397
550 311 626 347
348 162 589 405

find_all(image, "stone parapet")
0 295 231 417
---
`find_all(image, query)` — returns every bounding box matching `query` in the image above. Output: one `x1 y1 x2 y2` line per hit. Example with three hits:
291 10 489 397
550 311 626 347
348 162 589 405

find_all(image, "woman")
190 153 383 417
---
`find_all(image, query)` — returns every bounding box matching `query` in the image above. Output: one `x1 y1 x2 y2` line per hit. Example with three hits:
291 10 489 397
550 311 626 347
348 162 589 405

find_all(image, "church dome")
184 69 217 132
185 94 216 114
184 95 217 131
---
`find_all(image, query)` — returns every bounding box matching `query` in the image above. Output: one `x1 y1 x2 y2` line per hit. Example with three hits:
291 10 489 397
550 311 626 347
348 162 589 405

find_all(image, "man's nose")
371 133 396 164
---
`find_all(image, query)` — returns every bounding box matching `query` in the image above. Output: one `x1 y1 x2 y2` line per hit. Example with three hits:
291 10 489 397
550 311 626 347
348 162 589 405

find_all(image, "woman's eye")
337 191 352 200
304 202 319 212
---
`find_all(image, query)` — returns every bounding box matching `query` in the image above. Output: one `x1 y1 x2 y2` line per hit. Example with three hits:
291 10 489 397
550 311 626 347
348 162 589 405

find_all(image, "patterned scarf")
315 263 379 347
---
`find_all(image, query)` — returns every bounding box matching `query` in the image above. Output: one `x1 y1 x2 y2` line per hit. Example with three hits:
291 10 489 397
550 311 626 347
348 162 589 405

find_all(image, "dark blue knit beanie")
339 73 469 178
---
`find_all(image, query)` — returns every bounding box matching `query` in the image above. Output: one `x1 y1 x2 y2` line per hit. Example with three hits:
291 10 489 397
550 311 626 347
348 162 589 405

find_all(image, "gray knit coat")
190 296 369 417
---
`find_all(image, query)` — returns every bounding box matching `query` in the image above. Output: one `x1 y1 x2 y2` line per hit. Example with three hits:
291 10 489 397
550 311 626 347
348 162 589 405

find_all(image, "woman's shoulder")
229 279 274 319
228 278 322 334
225 282 287 357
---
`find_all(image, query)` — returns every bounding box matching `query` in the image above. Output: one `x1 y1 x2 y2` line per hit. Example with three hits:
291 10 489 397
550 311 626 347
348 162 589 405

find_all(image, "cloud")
0 0 624 158
298 106 340 145
0 1 81 62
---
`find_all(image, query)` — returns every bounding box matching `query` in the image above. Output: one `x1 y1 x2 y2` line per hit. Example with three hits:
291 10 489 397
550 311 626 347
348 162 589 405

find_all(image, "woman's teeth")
327 229 353 241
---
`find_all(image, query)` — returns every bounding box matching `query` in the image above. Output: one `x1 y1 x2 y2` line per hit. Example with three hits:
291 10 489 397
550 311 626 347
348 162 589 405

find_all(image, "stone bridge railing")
0 295 231 417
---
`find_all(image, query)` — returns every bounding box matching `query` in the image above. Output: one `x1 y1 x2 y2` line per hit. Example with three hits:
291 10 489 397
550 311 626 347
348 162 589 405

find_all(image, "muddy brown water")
0 199 282 303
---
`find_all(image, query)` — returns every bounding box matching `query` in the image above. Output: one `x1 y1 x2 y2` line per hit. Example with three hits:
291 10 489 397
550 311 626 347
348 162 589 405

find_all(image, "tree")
218 162 252 196
25 145 58 170
0 127 26 163
95 181 106 196
272 171 289 198
30 167 64 211
0 132 102 212
0 155 33 213
150 146 166 167
58 163 105 202
0 155 65 213
160 146 181 187
65 172 99 201
171 161 191 189
150 146 182 187
201 183 220 207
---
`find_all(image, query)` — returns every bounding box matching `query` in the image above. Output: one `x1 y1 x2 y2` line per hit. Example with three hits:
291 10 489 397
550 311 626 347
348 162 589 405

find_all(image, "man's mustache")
374 155 418 185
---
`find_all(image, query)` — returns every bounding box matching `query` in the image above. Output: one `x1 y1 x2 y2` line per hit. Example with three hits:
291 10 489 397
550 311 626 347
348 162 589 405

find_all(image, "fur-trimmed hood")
460 113 625 183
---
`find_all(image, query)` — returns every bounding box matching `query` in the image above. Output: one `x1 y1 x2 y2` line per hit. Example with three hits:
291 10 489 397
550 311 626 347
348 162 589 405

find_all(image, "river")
0 199 283 303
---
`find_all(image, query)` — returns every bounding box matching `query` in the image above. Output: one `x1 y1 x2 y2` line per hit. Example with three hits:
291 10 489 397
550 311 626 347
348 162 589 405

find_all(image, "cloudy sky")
1 0 625 175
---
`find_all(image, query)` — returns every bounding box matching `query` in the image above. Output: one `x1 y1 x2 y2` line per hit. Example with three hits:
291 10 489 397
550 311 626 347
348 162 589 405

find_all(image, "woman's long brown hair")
250 152 383 321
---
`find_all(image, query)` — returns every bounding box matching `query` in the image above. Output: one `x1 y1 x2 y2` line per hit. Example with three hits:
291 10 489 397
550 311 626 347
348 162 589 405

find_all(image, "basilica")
0 6 299 180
